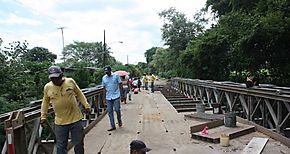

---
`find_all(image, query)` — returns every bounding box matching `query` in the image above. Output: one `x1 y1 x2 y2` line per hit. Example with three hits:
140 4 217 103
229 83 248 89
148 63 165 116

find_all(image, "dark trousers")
55 120 84 154
151 82 154 92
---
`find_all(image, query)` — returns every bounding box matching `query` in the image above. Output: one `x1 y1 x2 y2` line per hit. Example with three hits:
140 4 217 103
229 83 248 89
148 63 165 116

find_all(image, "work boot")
107 127 116 131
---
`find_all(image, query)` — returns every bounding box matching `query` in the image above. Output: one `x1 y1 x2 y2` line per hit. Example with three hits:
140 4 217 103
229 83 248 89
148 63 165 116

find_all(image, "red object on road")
133 88 139 94
201 126 208 135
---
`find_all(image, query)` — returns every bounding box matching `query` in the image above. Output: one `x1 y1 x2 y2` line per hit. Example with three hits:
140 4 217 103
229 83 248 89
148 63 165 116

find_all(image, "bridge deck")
69 89 289 154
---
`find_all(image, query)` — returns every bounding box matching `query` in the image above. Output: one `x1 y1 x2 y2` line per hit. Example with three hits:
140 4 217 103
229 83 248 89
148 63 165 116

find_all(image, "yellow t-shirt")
151 74 156 81
143 75 149 83
41 77 91 125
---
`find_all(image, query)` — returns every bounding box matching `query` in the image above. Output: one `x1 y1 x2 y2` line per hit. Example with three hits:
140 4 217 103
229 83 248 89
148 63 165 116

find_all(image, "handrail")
171 77 290 135
172 77 290 102
1 85 106 154
0 86 103 124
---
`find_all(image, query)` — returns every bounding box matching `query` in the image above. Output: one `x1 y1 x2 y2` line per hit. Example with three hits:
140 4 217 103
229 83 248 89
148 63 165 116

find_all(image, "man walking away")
137 77 142 92
149 73 156 93
143 73 149 90
102 65 123 131
41 66 91 154
121 75 130 104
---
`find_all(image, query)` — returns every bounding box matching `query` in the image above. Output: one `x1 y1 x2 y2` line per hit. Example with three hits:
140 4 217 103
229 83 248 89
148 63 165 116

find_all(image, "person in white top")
121 76 130 104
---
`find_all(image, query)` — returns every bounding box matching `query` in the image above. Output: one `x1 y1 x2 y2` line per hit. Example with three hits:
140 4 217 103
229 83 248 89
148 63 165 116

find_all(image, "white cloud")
0 13 42 26
2 0 207 64
15 0 57 15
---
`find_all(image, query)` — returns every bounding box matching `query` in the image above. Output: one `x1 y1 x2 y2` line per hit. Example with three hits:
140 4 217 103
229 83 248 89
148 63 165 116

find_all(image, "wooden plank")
28 119 40 154
241 137 269 154
185 112 224 121
237 117 290 148
190 120 224 133
191 123 255 143
176 107 212 113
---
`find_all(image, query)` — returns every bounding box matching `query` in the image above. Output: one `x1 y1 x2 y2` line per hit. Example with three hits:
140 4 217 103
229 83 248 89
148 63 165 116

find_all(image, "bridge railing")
0 86 106 154
171 77 290 136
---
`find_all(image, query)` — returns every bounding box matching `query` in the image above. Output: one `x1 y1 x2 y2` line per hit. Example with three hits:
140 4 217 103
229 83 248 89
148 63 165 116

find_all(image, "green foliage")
62 41 104 67
144 47 158 64
93 68 105 85
158 7 204 51
0 41 56 115
150 0 290 85
155 7 209 77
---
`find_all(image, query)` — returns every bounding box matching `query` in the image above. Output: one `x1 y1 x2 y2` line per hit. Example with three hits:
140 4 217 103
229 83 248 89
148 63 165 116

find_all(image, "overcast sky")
0 0 207 64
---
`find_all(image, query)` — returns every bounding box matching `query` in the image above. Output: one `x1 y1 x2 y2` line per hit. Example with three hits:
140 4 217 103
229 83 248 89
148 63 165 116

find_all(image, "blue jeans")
145 83 148 90
123 88 128 100
106 97 122 128
54 120 84 154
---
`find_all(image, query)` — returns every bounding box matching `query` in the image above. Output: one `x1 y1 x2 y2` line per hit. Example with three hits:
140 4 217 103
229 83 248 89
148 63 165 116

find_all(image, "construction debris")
241 137 269 154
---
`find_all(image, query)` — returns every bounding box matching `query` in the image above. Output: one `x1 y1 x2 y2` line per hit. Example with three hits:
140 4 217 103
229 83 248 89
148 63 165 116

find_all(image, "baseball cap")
130 140 151 152
48 66 63 79
104 65 112 73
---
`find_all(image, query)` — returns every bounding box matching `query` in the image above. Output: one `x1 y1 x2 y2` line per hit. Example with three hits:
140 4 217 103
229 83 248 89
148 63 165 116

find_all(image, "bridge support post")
4 111 28 154
277 102 282 134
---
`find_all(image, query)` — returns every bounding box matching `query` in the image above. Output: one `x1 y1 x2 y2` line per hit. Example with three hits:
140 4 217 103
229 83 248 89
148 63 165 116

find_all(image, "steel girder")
171 78 290 135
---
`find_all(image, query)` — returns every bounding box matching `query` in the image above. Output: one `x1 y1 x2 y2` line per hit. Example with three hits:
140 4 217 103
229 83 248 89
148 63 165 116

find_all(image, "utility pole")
0 38 3 51
127 55 129 65
58 27 66 62
103 29 106 67
102 29 123 67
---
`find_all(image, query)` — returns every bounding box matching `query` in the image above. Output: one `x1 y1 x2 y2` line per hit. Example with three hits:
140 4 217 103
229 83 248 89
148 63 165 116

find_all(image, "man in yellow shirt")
149 73 156 93
40 66 91 154
143 73 149 90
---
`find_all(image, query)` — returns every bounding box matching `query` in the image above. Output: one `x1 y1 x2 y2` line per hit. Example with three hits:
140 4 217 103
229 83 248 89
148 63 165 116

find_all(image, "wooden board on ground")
241 137 269 154
191 122 255 143
185 112 224 121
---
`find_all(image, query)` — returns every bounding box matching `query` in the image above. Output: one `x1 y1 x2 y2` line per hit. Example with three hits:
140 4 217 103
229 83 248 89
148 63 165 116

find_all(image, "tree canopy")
149 0 290 85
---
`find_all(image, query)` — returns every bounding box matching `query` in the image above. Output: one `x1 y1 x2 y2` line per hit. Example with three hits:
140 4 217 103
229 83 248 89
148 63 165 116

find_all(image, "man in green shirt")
40 66 91 154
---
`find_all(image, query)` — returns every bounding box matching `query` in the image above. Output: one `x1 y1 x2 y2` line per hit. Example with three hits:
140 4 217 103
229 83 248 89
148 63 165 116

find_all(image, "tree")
62 41 104 67
158 7 204 52
158 7 208 76
198 0 290 84
0 41 57 110
144 47 158 65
